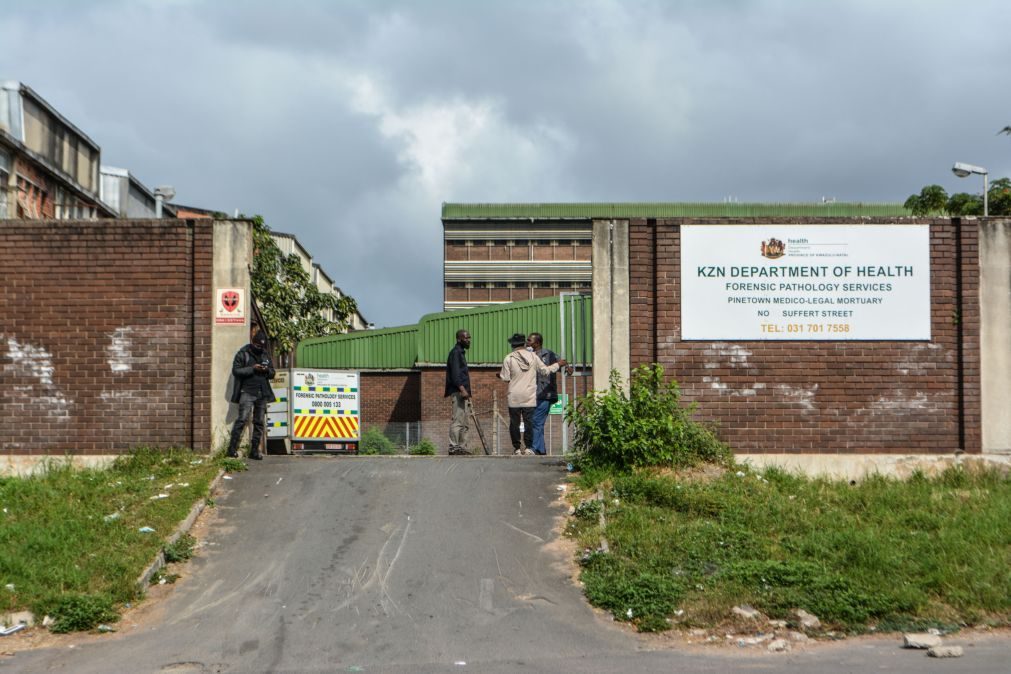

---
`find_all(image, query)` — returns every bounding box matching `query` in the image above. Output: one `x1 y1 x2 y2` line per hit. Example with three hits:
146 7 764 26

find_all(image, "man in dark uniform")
445 329 472 455
227 331 275 460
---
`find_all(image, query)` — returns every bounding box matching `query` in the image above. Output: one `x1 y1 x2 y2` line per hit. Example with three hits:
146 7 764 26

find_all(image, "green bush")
358 427 398 455
566 365 732 471
36 593 119 633
409 439 437 456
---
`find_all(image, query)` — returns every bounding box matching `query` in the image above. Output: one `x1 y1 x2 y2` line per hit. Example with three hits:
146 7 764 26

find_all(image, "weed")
568 464 1011 633
220 457 248 472
581 552 683 632
35 593 118 634
163 534 196 564
0 447 219 631
409 439 437 456
573 499 603 520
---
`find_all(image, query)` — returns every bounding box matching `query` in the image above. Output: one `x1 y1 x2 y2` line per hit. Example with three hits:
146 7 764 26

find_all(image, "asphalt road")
7 457 1009 673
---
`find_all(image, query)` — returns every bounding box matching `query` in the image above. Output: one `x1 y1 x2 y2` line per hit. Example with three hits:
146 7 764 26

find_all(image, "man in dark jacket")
226 331 276 460
527 332 563 455
445 329 472 455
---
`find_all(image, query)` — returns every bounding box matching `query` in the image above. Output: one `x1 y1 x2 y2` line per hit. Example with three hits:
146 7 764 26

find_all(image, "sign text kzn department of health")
680 225 931 340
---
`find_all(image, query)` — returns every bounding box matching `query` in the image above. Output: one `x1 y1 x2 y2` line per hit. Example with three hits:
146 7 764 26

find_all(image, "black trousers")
508 406 534 450
228 391 268 456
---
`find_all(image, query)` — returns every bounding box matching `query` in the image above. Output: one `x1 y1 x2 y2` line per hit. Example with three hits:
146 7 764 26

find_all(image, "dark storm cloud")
2 1 1009 326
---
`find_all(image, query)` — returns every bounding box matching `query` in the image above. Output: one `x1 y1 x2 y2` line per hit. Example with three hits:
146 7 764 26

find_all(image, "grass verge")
0 448 223 631
566 463 1011 634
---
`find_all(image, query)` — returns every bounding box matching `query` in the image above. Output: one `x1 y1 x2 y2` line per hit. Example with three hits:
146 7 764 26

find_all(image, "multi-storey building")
442 203 591 311
0 81 114 219
99 166 177 218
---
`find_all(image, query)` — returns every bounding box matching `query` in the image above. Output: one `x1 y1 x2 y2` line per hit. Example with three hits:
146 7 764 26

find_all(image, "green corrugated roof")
442 202 911 219
294 296 593 370
297 324 419 370
417 295 592 366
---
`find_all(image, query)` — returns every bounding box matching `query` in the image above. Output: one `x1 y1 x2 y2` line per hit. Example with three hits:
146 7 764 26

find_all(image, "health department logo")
304 373 315 387
760 237 786 259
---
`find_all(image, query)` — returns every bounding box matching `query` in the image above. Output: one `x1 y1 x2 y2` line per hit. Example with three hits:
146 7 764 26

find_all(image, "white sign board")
267 369 289 439
215 288 245 325
291 369 360 441
680 225 931 340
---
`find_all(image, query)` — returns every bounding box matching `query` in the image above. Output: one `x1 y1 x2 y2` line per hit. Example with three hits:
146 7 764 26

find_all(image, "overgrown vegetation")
409 439 438 456
358 427 398 455
565 365 732 471
250 215 358 355
567 464 1011 633
0 448 221 632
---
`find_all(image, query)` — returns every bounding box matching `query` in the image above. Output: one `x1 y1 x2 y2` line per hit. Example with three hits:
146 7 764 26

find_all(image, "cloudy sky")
2 1 1009 327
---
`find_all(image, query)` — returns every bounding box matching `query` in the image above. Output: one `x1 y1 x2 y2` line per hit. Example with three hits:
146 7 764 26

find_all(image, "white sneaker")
522 449 535 456
513 449 523 455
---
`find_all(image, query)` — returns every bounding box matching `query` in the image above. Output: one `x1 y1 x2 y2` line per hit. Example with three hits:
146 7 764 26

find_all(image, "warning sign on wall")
291 369 360 442
215 288 246 325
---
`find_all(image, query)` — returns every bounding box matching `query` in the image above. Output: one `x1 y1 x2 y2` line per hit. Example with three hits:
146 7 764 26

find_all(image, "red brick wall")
360 371 420 426
0 219 213 455
628 218 981 454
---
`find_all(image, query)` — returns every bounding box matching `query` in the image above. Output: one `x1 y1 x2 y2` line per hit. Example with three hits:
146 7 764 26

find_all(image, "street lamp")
951 162 988 216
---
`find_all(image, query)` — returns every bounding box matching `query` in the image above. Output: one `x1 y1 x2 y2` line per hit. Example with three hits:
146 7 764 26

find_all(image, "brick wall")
0 219 213 455
360 371 421 426
629 218 981 454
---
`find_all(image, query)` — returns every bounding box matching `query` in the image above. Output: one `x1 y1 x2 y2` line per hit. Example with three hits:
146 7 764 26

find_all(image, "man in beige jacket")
499 333 566 455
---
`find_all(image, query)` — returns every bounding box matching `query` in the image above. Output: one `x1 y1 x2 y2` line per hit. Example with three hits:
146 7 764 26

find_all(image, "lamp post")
951 162 988 217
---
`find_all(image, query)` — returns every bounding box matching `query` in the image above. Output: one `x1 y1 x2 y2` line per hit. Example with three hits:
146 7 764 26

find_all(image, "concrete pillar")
591 219 630 391
211 220 254 450
980 220 1011 453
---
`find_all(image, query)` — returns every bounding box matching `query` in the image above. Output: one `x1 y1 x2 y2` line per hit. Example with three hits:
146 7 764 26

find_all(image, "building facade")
0 81 114 220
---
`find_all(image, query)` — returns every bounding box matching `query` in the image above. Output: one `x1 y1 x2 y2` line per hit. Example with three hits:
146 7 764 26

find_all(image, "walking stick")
467 399 491 455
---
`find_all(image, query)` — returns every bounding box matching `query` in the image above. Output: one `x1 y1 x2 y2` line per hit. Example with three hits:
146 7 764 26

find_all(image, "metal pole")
493 389 499 455
984 173 989 217
559 293 567 454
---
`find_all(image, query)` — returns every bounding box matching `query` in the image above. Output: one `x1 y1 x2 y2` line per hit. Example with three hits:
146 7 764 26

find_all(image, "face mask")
526 346 534 352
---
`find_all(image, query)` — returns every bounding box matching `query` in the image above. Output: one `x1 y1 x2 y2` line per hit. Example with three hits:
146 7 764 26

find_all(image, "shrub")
566 365 732 471
409 439 437 456
358 427 398 455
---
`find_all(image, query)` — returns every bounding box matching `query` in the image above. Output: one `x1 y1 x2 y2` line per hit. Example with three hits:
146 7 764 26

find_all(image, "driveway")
6 457 1008 673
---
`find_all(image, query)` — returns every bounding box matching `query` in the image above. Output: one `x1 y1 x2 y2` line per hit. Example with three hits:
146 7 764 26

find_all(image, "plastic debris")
178 483 190 487
149 493 170 500
190 459 203 465
626 608 634 618
138 526 155 533
276 477 283 485
566 463 574 472
163 483 175 490
735 471 746 478
223 476 233 480
3 584 13 592
0 624 25 637
103 513 121 522
42 615 55 627
96 624 116 633
454 662 467 667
